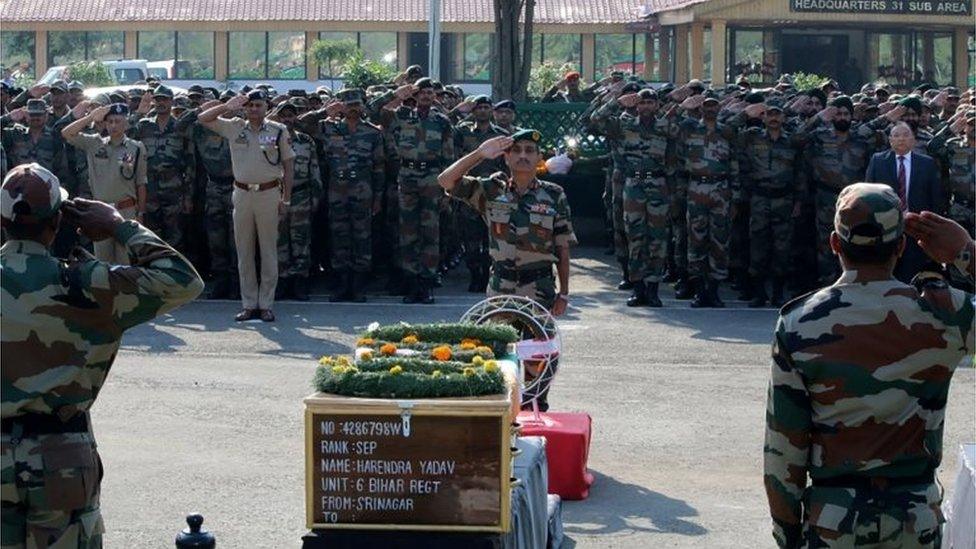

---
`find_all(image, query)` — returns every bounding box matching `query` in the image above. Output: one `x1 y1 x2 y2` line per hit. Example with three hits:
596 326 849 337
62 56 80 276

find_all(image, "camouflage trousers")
611 169 627 263
440 196 460 267
687 177 731 281
328 177 372 273
277 182 317 278
670 174 689 272
949 199 975 237
730 191 750 274
815 188 841 284
206 176 237 279
146 174 185 253
376 171 400 271
1 431 104 549
623 176 670 283
749 192 793 278
602 170 613 247
487 270 557 309
803 483 943 548
458 202 489 269
398 169 442 279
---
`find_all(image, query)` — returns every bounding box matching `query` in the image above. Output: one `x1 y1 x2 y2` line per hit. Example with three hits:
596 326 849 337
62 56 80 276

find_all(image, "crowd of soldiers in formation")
1 68 973 308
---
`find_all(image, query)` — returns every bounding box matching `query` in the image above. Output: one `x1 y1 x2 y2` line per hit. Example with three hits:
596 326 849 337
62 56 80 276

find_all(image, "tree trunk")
492 0 534 101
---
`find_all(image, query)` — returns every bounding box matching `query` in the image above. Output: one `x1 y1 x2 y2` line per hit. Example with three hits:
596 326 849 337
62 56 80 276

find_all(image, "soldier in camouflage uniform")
453 95 509 293
309 89 386 302
926 111 974 236
271 100 321 301
790 95 885 285
0 100 65 181
177 92 239 299
675 92 739 308
492 100 521 135
736 100 800 307
132 85 194 255
764 183 974 549
592 88 671 306
0 163 203 549
372 78 455 304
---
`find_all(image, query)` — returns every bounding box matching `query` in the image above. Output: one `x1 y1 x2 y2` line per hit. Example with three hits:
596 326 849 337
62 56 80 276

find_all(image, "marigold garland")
380 343 397 356
431 345 453 361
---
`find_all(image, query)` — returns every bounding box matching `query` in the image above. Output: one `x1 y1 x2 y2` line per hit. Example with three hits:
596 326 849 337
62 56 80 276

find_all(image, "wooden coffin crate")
304 391 513 532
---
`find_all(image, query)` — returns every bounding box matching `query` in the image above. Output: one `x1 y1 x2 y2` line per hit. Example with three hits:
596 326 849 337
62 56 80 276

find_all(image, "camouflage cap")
288 96 309 110
172 96 191 109
336 88 365 105
152 85 174 98
687 79 705 90
620 82 642 94
91 92 112 106
636 88 658 101
272 101 297 116
245 89 269 103
0 163 69 225
765 97 785 112
511 128 542 144
186 84 205 97
834 183 904 247
219 89 237 101
68 80 84 91
49 79 68 93
26 99 48 115
414 77 434 90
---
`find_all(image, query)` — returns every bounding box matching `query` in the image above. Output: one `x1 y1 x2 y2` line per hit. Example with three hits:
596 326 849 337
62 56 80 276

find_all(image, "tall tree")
491 0 535 101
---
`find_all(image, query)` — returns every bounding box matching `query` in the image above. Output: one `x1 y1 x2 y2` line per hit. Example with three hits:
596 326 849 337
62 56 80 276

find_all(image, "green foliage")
309 38 358 79
362 322 519 351
790 72 830 92
12 73 35 91
66 61 114 87
313 357 505 399
339 51 397 90
528 62 580 100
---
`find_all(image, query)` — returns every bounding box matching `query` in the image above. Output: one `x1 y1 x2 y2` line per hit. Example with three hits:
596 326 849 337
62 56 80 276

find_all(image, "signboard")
790 0 971 15
306 412 508 531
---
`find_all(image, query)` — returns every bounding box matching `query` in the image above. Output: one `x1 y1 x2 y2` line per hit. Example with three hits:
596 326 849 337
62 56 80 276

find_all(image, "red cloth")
516 411 594 500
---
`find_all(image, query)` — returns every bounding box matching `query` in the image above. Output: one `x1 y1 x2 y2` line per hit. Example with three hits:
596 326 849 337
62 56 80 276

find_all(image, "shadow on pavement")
561 470 707 538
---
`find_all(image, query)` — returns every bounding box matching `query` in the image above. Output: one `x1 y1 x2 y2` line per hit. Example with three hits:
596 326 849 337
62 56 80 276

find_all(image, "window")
536 34 582 71
729 29 770 83
867 31 952 87
229 32 305 80
137 31 215 80
914 32 953 86
868 32 913 86
460 33 490 81
48 31 124 67
317 31 397 79
969 33 975 87
595 34 639 79
1 31 35 79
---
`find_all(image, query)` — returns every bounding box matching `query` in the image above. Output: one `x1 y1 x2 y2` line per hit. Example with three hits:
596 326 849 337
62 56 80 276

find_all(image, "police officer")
374 78 455 304
304 89 385 302
198 90 295 322
0 164 202 549
453 94 509 292
62 103 148 264
133 85 194 255
764 183 973 549
270 99 321 301
438 129 576 313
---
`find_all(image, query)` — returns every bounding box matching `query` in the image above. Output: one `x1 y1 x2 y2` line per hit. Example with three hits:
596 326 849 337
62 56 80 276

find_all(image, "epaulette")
778 288 819 316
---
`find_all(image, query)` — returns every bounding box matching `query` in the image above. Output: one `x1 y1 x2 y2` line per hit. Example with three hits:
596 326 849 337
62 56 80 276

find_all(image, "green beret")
829 95 854 113
511 128 542 144
765 97 785 112
898 95 923 114
744 91 765 104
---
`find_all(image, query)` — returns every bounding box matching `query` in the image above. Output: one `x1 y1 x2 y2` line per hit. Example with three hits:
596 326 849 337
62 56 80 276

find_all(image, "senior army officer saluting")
438 129 576 315
198 90 295 322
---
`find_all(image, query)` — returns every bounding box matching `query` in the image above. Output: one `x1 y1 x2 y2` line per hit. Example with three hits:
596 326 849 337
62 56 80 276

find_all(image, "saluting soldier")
61 103 148 263
0 99 66 181
492 100 521 134
453 94 510 293
1 164 202 549
198 90 295 322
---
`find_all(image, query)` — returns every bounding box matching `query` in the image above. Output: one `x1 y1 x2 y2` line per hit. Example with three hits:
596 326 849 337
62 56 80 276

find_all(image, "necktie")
897 155 907 210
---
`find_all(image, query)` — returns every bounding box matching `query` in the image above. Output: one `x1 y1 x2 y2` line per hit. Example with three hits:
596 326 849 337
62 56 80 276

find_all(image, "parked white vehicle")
82 83 189 100
38 59 150 86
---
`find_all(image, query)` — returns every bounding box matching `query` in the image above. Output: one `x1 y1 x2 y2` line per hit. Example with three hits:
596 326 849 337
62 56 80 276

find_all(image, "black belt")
2 412 89 436
811 472 934 491
492 265 553 284
401 159 440 171
690 175 727 183
629 170 667 180
335 169 360 179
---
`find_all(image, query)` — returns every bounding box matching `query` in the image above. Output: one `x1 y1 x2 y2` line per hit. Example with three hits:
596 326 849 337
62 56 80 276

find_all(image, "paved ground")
94 248 975 548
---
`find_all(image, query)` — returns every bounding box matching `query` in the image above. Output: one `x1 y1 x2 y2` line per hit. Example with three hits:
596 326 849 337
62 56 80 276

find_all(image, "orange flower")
401 335 419 345
431 345 453 361
459 342 476 350
460 338 482 346
380 343 398 356
356 337 375 346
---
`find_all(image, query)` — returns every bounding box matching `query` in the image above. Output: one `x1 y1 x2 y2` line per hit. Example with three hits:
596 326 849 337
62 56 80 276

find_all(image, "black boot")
737 271 754 301
387 270 407 296
418 278 435 304
748 278 768 308
477 264 490 293
709 279 725 308
348 272 367 303
674 271 694 300
662 260 678 283
626 280 648 307
330 272 350 302
689 278 710 308
646 282 663 307
467 266 482 293
617 262 633 290
275 277 292 300
292 276 310 301
770 277 786 308
401 275 419 304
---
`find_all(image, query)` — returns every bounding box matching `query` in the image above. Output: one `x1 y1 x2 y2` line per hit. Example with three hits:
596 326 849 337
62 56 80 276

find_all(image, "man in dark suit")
865 121 946 282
